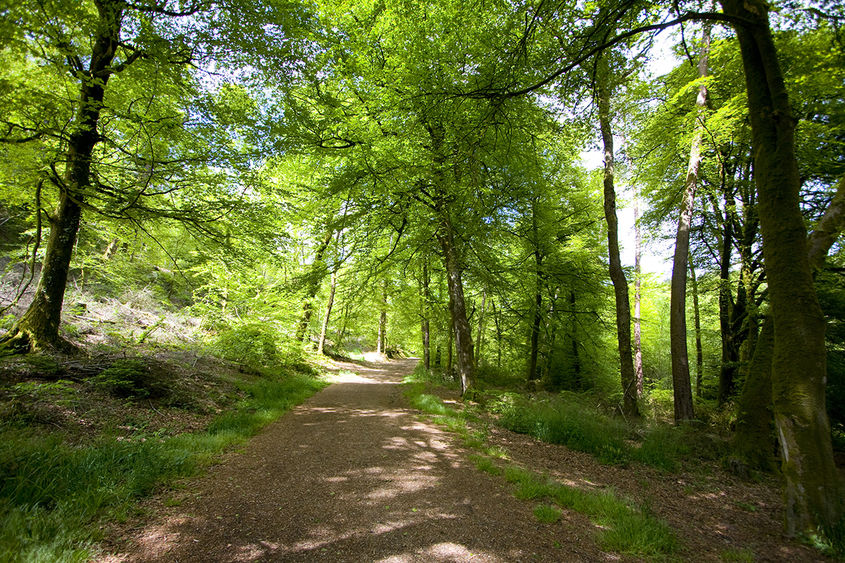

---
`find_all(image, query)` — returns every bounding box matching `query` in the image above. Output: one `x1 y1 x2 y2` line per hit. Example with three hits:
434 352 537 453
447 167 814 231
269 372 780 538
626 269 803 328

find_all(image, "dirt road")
104 359 604 562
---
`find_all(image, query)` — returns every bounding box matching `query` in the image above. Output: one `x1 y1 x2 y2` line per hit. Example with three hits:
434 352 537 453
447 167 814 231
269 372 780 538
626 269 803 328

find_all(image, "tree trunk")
475 290 486 369
690 263 704 398
421 260 431 370
446 324 453 375
2 0 123 353
570 290 581 389
296 229 334 343
669 21 709 422
437 217 475 395
717 199 739 405
720 0 843 536
317 270 337 356
733 176 845 473
493 300 502 368
634 194 644 397
377 278 387 355
596 58 638 418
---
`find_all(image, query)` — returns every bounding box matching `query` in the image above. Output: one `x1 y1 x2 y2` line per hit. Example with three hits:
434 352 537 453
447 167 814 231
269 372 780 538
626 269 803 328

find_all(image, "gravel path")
104 359 606 562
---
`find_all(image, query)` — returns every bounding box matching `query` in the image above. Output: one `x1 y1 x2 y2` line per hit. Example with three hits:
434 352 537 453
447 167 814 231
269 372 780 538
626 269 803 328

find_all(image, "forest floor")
98 358 831 562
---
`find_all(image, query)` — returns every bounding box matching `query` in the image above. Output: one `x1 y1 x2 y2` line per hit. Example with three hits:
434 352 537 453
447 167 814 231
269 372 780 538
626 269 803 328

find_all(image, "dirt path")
102 359 608 562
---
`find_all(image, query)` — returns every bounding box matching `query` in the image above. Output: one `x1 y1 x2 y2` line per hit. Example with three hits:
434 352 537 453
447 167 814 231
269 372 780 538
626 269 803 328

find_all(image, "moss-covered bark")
2 0 123 354
720 0 843 537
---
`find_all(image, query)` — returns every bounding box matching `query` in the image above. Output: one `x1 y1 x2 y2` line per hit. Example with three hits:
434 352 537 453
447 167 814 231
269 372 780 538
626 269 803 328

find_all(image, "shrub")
91 358 170 399
211 323 279 370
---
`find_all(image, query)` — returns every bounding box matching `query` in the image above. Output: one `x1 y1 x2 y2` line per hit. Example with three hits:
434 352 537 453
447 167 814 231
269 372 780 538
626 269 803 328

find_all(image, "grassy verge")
402 373 678 558
485 390 719 472
0 368 327 562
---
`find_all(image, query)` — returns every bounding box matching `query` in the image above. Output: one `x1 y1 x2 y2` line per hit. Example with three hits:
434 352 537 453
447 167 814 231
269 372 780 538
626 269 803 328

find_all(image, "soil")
99 359 830 562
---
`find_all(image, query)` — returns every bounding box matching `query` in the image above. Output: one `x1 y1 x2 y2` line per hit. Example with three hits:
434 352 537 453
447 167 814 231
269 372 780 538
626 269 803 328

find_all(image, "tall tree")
719 0 843 536
1 0 126 352
669 20 711 422
596 56 638 418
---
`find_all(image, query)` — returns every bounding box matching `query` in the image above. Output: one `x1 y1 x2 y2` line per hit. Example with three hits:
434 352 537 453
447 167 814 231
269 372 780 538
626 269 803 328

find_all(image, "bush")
211 323 280 370
91 358 170 399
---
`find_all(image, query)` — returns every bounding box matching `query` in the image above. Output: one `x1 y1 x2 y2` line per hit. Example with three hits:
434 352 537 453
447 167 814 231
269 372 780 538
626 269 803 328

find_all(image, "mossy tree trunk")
634 195 644 398
3 0 123 353
733 177 845 473
720 0 843 536
377 278 387 354
421 259 431 370
437 216 475 395
317 270 337 356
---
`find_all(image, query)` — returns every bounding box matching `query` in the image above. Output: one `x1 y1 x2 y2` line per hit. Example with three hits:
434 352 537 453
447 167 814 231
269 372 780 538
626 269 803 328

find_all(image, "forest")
0 0 843 560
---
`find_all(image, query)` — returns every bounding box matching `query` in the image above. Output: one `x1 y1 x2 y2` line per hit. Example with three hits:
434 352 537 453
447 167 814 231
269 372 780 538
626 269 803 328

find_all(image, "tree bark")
317 270 337 355
3 0 123 353
437 216 475 395
690 263 704 398
493 299 502 368
634 195 644 397
720 0 843 536
570 290 581 390
296 229 334 343
421 260 431 370
669 21 710 422
475 290 486 369
377 278 387 355
596 58 638 418
733 177 845 473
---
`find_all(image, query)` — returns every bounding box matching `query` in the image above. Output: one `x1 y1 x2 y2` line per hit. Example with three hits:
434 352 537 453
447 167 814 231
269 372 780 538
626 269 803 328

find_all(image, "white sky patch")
576 29 680 280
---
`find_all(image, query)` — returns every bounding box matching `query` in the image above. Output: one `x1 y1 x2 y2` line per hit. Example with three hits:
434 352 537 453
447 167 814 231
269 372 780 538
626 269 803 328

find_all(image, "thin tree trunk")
3 0 123 353
717 198 738 405
475 290 486 369
528 201 543 381
690 263 704 398
596 58 638 418
493 300 502 368
421 260 431 370
337 302 351 349
296 229 334 343
317 270 337 356
634 195 644 397
669 21 709 422
721 0 843 536
570 290 581 389
437 216 475 395
446 323 453 375
377 278 387 355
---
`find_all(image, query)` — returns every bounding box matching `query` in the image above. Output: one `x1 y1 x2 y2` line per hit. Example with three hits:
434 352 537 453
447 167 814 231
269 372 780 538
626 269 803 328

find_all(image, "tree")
596 55 639 419
719 0 843 537
669 20 711 422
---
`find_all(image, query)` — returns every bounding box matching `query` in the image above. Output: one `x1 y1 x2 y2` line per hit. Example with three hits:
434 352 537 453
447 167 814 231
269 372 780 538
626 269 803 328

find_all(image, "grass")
0 369 327 562
489 391 696 471
402 378 679 558
534 503 562 523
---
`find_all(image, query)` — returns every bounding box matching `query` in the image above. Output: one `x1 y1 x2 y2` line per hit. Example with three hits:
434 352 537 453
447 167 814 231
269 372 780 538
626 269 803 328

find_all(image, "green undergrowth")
402 372 678 558
406 364 712 472
484 390 714 472
0 368 327 562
